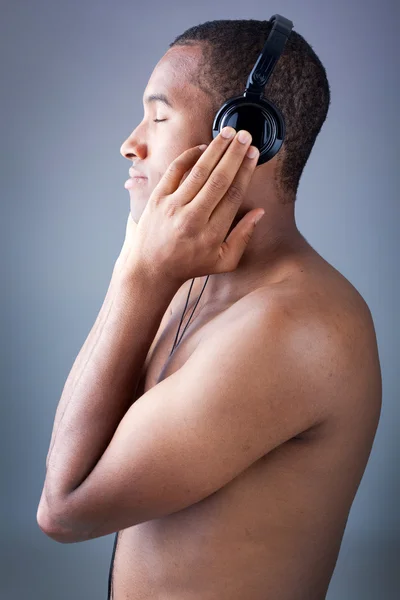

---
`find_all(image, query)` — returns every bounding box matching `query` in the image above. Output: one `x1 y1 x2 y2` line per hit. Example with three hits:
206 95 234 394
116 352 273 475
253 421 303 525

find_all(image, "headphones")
166 14 295 357
212 14 294 166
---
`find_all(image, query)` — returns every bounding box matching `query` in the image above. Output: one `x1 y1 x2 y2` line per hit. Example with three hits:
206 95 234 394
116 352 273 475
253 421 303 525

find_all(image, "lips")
125 175 148 189
129 168 147 179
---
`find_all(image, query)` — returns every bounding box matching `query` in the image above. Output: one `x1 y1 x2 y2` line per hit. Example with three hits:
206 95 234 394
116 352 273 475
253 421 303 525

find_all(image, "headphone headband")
212 13 295 166
245 15 294 97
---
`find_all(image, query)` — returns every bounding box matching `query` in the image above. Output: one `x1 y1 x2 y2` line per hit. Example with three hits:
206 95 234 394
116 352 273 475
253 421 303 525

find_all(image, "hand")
127 127 265 286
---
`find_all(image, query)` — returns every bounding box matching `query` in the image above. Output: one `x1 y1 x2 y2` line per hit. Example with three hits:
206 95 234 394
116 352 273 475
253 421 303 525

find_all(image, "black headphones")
212 14 294 166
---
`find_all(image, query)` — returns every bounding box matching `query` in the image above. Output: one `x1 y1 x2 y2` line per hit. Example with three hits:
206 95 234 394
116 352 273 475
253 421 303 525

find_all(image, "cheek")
150 119 209 185
154 140 191 181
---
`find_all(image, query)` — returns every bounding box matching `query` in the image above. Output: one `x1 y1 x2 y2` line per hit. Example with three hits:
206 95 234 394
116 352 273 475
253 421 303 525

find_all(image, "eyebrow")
143 93 174 109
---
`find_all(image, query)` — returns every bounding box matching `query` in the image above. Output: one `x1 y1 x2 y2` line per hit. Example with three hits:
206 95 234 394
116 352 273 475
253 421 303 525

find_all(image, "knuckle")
209 171 229 192
208 221 221 240
175 217 195 237
190 164 209 182
225 182 243 203
167 160 181 175
172 216 186 234
164 201 179 218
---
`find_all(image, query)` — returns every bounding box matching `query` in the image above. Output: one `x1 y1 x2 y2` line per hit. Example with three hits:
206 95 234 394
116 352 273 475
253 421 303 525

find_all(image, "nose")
120 128 147 161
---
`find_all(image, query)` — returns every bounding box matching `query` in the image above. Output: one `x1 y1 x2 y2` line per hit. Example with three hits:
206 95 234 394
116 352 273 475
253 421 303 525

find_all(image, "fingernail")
238 130 251 144
246 145 259 159
198 144 207 151
221 126 236 139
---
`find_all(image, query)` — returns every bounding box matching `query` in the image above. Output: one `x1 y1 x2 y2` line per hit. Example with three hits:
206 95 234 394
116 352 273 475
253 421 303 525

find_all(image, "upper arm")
54 304 333 542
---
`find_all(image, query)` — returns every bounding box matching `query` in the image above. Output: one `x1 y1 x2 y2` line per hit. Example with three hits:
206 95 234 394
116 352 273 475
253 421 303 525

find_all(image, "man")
37 19 382 600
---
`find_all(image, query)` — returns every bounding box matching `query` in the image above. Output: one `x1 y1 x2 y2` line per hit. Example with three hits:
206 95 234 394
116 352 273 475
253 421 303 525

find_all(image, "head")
120 44 216 224
120 18 331 228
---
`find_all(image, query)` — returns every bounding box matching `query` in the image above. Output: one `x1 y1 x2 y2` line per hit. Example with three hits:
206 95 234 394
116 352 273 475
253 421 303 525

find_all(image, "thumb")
217 210 265 272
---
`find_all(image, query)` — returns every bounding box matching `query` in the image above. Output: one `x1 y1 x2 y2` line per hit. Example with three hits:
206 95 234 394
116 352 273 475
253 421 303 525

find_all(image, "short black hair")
169 19 331 203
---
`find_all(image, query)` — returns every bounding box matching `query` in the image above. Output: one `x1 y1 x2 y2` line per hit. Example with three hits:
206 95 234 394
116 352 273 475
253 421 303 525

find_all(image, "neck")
196 201 312 308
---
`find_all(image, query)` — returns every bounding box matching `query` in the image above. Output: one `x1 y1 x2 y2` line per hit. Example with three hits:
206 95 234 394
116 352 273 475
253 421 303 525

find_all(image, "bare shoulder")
247 260 382 425
260 256 379 352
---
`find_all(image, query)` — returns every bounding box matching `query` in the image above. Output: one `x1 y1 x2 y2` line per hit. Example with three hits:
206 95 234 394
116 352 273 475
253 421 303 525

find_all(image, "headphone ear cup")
212 96 285 165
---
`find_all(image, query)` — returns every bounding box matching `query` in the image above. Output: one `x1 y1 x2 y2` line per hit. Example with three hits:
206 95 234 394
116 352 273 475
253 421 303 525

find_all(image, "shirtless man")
37 20 382 600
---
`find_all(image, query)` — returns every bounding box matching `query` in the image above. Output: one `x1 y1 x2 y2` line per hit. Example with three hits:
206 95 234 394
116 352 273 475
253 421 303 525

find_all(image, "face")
120 45 216 224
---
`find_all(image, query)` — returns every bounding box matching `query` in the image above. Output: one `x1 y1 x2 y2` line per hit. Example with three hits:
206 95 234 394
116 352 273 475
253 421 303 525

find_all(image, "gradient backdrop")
1 0 398 598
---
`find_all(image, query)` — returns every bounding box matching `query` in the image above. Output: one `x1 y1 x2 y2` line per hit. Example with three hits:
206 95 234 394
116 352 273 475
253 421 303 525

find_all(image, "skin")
110 44 381 599
120 44 312 308
38 43 381 600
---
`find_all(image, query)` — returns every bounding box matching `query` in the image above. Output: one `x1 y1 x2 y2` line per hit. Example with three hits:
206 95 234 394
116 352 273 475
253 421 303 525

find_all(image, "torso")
109 248 382 600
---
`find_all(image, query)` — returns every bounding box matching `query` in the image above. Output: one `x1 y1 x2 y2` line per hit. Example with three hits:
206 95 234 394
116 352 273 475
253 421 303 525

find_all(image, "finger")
178 129 253 217
173 126 243 206
153 146 206 198
216 208 265 273
209 145 259 238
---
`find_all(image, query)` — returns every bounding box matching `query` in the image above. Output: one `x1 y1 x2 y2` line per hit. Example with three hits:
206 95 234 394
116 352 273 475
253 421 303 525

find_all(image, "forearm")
45 242 135 470
46 265 120 470
43 259 180 509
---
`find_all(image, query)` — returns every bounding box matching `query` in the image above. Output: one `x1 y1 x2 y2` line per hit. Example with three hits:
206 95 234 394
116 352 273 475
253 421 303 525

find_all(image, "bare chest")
138 297 227 395
110 302 353 599
109 275 380 599
110 419 352 600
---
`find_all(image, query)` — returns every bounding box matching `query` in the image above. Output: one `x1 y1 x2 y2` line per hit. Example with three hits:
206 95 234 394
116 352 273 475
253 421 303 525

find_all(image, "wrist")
113 256 183 301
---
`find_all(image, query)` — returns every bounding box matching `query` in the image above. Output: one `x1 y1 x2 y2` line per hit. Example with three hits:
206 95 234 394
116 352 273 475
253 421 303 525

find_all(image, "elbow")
36 497 78 544
36 484 96 543
36 507 68 543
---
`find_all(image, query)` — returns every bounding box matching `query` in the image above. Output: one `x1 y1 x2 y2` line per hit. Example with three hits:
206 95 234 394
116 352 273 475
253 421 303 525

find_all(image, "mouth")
129 168 147 178
124 176 148 189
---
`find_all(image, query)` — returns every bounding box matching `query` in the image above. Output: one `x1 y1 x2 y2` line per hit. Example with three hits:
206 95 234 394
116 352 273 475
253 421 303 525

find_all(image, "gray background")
1 0 398 598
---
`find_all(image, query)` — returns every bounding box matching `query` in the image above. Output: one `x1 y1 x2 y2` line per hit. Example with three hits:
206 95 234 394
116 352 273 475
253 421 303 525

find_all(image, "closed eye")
153 119 167 123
